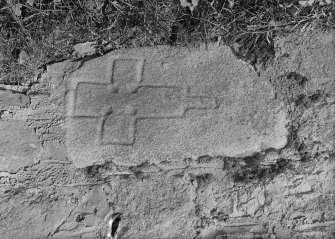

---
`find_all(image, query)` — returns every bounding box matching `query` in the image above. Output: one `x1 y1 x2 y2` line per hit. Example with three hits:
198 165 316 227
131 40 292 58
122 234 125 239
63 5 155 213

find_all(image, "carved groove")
68 57 218 146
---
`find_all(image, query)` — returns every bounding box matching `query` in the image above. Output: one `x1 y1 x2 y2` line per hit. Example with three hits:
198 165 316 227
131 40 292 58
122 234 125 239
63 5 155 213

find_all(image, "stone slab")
0 120 40 172
65 44 289 168
0 90 30 109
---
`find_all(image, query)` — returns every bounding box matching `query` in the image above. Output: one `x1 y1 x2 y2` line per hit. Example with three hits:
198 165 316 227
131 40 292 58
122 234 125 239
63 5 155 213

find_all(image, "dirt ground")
0 27 335 239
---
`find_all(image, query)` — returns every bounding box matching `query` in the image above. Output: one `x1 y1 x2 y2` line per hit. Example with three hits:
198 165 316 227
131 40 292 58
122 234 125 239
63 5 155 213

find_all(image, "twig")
4 0 30 38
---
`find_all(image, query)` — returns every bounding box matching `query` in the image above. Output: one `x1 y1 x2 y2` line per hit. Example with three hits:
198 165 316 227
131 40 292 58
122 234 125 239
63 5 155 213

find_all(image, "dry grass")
0 0 334 85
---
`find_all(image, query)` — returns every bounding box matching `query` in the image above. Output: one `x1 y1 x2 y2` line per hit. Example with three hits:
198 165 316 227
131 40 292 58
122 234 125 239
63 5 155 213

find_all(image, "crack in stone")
45 204 78 239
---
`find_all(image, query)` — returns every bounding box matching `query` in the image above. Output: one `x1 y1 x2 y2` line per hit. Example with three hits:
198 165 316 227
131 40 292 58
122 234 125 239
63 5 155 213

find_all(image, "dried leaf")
26 0 35 6
321 0 333 4
192 0 199 7
18 50 30 65
12 3 22 17
229 0 235 8
180 0 188 7
299 0 309 6
180 0 199 12
53 0 62 5
308 0 315 5
319 0 326 5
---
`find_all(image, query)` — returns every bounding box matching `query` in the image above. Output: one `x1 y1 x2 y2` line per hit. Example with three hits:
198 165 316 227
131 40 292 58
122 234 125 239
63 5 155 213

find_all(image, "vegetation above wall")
0 0 334 84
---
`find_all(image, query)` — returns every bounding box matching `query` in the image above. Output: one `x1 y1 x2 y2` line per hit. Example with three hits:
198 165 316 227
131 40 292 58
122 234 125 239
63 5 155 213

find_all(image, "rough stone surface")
0 28 335 239
66 45 288 168
0 90 30 109
0 120 40 172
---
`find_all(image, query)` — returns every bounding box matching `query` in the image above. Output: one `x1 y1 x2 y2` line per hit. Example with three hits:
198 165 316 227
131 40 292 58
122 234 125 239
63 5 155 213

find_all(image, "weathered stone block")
0 120 40 172
65 45 288 168
0 90 30 109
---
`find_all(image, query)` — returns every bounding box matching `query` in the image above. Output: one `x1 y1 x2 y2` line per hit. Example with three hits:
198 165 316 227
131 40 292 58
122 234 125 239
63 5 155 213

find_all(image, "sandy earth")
0 29 334 239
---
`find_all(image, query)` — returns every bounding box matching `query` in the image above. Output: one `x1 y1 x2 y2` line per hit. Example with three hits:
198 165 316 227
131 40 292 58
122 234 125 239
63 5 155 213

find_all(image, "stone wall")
0 29 334 239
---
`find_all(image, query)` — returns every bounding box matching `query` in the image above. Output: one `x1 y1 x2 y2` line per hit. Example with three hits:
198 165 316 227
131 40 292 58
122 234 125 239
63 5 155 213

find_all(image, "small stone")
83 214 100 227
290 182 313 195
73 42 96 58
60 221 78 231
75 213 85 222
18 50 30 65
70 197 78 204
